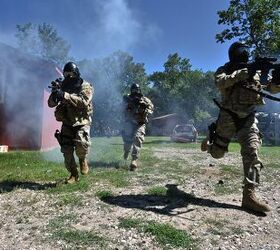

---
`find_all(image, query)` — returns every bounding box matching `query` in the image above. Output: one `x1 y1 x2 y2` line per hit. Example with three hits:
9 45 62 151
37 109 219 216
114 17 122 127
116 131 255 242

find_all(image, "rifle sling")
213 99 253 132
241 85 280 102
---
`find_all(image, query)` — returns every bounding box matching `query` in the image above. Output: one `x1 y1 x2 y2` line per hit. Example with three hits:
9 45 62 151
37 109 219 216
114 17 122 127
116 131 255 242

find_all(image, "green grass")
145 222 195 249
0 137 131 194
1 136 279 195
47 214 106 248
54 229 106 247
119 217 141 229
95 189 113 199
92 168 130 187
147 185 167 196
0 151 66 182
47 178 90 193
119 217 196 249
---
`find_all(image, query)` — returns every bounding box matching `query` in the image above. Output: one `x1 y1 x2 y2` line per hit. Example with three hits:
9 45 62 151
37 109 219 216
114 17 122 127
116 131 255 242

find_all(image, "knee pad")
245 158 263 185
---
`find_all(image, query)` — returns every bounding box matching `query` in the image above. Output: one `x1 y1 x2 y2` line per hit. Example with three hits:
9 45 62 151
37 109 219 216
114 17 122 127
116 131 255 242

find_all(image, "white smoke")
0 0 161 154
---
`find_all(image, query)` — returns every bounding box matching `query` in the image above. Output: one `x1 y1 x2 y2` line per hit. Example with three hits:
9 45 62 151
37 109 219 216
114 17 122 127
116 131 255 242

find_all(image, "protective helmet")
130 83 141 95
63 62 80 78
228 42 249 63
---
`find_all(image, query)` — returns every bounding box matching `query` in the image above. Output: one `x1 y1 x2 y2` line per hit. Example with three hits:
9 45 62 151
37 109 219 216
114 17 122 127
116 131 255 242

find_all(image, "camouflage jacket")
48 80 94 127
123 94 154 125
215 63 266 117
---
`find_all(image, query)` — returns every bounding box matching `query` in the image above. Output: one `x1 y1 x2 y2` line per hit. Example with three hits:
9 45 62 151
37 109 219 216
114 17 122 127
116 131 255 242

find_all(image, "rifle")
48 78 63 92
248 57 280 84
48 78 63 103
224 57 280 102
230 57 280 84
123 94 145 113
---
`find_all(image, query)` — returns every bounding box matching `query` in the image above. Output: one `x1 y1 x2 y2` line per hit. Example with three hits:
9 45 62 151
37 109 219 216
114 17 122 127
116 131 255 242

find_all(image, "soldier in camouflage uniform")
48 62 93 184
122 84 154 171
201 42 280 213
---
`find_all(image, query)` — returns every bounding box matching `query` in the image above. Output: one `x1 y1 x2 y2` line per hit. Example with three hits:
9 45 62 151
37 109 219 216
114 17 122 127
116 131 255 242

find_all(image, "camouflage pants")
60 124 91 172
208 110 262 185
122 122 146 160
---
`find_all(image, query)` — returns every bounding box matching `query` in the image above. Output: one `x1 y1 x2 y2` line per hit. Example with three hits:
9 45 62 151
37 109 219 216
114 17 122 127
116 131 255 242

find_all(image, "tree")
148 53 191 115
216 0 280 56
148 53 217 128
15 22 71 66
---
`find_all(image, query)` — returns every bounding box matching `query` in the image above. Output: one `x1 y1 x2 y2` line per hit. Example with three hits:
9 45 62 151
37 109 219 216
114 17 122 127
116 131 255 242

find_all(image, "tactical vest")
124 95 154 124
54 80 93 126
218 64 264 108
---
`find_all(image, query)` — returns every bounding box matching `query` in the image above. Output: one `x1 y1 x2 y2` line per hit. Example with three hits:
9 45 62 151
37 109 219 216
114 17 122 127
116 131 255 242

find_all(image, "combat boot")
129 159 137 171
66 166 79 184
66 174 79 184
79 159 89 175
241 184 271 213
201 137 209 152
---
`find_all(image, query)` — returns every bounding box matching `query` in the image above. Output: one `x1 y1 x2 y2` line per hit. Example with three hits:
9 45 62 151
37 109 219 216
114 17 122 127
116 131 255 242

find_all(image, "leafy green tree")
148 53 191 115
15 22 71 65
216 0 280 55
149 53 217 129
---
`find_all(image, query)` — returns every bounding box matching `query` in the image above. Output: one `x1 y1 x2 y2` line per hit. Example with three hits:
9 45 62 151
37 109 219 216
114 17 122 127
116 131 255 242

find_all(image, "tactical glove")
56 89 65 101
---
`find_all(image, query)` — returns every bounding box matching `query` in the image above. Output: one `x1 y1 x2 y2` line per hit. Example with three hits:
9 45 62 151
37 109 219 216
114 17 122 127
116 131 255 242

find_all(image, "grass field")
0 136 279 249
1 136 278 190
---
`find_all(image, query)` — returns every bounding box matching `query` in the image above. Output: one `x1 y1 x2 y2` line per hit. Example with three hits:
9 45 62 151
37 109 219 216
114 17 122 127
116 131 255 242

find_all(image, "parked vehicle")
170 124 198 142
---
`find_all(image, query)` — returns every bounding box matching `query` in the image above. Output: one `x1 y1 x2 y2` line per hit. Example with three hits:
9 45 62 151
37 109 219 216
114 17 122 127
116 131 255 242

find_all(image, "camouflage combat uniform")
122 94 154 169
202 63 280 212
48 79 93 181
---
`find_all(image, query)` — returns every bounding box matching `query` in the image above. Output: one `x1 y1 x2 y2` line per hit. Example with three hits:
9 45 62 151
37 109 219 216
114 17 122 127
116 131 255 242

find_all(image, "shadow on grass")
101 184 267 217
0 180 57 193
89 161 122 169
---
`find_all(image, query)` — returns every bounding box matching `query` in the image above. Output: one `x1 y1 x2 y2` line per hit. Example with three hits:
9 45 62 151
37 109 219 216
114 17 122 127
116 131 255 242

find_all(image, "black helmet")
63 62 80 78
228 42 249 63
130 83 141 95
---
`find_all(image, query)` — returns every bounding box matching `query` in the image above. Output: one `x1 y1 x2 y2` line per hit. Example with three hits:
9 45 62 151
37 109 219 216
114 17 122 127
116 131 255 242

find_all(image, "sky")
0 0 232 73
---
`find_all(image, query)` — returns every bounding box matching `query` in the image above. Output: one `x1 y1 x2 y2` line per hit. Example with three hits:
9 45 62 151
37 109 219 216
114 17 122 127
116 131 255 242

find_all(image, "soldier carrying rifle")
48 62 94 184
122 84 154 171
201 42 280 213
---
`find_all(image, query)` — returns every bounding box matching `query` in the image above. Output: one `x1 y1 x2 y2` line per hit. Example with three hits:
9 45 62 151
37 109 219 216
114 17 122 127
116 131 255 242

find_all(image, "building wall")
0 42 58 150
41 90 61 151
